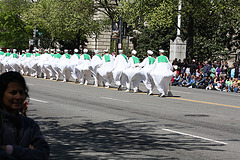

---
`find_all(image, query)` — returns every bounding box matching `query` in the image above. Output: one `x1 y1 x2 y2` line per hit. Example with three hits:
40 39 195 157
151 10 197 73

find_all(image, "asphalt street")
25 76 240 160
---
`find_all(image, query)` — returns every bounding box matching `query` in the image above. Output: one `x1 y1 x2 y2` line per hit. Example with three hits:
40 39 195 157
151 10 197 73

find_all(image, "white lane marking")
30 98 48 104
162 128 228 145
27 83 34 86
101 97 130 103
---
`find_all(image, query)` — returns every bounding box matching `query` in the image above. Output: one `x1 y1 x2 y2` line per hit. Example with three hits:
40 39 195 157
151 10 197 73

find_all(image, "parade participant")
89 50 102 87
58 49 72 82
75 49 92 85
121 50 141 93
1 49 11 72
46 49 57 80
0 71 50 159
139 50 155 95
18 50 26 75
0 48 4 73
39 49 53 79
69 49 80 83
97 49 114 88
22 49 33 76
150 49 173 97
112 50 128 90
8 49 19 72
30 49 42 78
52 49 63 81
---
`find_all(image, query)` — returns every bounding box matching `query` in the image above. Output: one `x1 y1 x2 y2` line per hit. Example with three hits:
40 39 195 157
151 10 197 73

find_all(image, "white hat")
94 50 99 54
118 50 123 53
56 49 60 52
131 50 137 55
74 49 79 53
0 48 2 51
159 49 164 53
26 49 30 52
7 49 10 52
44 49 48 52
64 49 68 53
104 49 108 53
51 49 55 52
32 50 36 52
13 49 17 53
147 50 153 55
22 50 25 53
36 49 39 52
83 49 88 53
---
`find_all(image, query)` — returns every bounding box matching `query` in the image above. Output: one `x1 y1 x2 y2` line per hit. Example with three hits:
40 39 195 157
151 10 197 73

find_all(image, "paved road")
25 77 240 160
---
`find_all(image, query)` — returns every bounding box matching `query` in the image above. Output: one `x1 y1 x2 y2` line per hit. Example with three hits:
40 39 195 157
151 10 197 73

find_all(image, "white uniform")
112 51 129 87
57 51 72 82
121 53 142 92
97 51 114 88
89 50 102 86
75 50 91 85
1 50 11 72
70 51 80 82
150 52 173 97
8 50 19 72
139 50 155 95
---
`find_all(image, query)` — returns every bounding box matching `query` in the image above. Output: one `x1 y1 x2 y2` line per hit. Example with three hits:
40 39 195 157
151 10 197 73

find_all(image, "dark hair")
0 71 29 103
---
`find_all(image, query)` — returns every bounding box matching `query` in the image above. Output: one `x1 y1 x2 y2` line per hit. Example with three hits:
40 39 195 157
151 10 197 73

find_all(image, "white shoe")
50 77 54 80
63 79 66 82
133 89 138 93
105 85 110 88
79 82 83 85
125 89 130 92
148 90 153 95
159 93 165 97
84 82 88 85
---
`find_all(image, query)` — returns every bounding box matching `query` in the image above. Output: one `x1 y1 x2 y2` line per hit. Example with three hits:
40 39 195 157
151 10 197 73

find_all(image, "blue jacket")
0 109 50 160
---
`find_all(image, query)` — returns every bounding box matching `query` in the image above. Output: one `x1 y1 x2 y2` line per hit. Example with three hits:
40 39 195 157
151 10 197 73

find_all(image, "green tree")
0 0 32 50
120 0 240 61
23 0 104 51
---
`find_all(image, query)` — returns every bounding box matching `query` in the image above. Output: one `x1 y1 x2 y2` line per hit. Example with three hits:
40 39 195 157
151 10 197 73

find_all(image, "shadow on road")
28 111 225 160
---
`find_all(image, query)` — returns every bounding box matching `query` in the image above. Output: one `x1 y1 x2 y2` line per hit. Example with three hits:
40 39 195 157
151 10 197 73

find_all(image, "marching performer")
121 50 141 93
75 49 91 85
89 50 102 87
150 49 173 97
70 49 81 83
97 49 114 88
139 50 155 95
8 49 19 72
112 50 128 90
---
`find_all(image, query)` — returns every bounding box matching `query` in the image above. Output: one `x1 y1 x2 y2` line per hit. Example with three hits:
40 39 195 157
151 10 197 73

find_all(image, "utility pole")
169 0 186 63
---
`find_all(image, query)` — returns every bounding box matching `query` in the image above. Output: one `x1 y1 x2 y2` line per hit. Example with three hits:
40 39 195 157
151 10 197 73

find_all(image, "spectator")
189 59 197 76
202 61 211 77
182 73 190 87
0 71 50 159
210 64 216 78
225 77 233 92
172 72 181 86
232 78 239 93
196 75 208 89
216 64 221 77
228 64 239 79
185 75 196 88
221 61 229 76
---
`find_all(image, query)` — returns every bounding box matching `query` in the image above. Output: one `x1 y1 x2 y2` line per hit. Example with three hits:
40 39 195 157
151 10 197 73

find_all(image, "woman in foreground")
0 71 50 160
